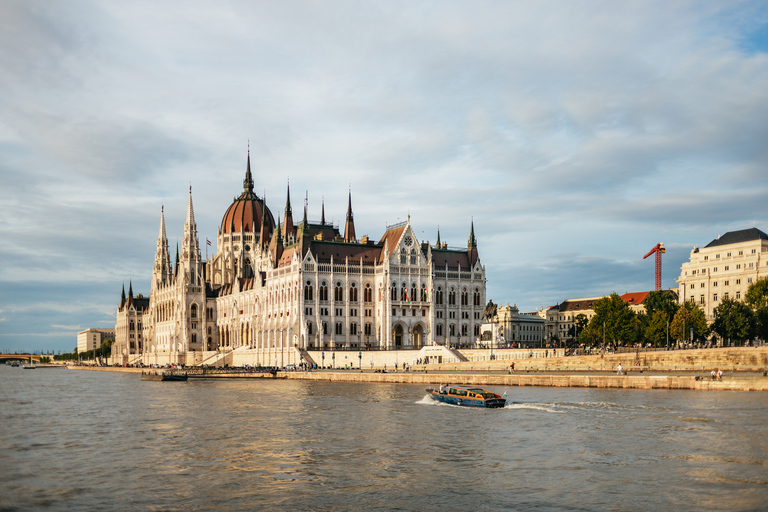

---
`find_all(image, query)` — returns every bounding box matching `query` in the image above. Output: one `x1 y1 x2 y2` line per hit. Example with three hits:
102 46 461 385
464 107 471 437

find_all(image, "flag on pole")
206 238 212 246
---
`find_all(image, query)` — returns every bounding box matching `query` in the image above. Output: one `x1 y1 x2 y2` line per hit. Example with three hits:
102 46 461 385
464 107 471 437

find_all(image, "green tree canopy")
644 290 679 322
712 297 755 344
745 278 768 341
745 277 768 310
670 301 708 342
583 293 636 345
644 310 670 346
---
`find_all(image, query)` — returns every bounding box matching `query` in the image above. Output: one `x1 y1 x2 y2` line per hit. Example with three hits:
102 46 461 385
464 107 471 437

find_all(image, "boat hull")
427 390 506 408
141 370 188 382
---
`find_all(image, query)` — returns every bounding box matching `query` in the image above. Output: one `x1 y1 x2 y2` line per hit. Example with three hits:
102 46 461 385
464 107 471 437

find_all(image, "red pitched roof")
378 225 406 263
620 291 650 305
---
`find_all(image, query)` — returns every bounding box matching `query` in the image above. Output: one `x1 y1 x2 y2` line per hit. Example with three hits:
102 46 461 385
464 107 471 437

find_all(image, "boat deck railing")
185 366 279 376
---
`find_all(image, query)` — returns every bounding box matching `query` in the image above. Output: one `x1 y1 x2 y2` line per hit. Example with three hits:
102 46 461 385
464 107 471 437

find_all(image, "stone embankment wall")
432 346 768 372
68 362 768 390
282 371 768 391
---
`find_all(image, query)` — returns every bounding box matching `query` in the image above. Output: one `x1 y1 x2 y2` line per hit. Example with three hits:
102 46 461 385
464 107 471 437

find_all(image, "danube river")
1 366 766 511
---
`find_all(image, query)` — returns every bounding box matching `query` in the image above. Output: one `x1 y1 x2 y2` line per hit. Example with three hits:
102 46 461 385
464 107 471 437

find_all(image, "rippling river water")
1 367 766 511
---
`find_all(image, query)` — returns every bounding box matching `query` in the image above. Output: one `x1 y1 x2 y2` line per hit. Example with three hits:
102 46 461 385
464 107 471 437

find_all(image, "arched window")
421 284 427 302
436 286 443 305
322 322 328 335
307 322 313 335
462 324 468 336
365 323 372 336
474 288 481 306
190 304 198 319
400 248 407 264
334 282 343 302
461 288 468 306
449 287 456 305
401 283 408 301
391 282 397 301
410 248 417 265
319 282 328 301
449 324 455 336
364 283 372 303
349 282 358 302
411 283 416 303
436 324 443 336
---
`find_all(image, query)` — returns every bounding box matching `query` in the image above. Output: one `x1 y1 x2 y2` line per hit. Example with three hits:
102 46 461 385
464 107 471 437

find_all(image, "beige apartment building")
677 228 768 322
77 328 115 353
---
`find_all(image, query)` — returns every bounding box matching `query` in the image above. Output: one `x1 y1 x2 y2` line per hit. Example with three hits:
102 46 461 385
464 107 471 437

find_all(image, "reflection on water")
1 366 766 511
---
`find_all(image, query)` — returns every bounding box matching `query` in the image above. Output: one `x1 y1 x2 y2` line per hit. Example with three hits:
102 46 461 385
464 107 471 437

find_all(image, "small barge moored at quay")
141 369 188 381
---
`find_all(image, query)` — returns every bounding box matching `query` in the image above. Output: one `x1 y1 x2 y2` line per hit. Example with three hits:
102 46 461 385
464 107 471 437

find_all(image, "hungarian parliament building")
112 152 487 366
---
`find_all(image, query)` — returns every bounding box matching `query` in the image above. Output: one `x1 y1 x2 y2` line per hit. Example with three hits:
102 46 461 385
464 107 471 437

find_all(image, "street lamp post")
358 351 362 370
322 351 325 369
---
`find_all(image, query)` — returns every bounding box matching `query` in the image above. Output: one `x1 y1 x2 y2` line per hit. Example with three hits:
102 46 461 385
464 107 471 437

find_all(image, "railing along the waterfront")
407 364 768 374
186 366 279 375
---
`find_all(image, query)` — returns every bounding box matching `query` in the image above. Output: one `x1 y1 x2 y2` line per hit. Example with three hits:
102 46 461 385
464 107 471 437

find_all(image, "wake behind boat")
426 385 506 408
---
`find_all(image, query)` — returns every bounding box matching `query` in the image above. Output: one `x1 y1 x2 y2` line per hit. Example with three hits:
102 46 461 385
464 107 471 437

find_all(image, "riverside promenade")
69 345 768 391
69 365 768 391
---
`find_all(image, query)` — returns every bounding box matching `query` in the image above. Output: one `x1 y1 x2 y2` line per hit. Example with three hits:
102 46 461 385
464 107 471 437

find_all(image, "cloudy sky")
1 1 767 353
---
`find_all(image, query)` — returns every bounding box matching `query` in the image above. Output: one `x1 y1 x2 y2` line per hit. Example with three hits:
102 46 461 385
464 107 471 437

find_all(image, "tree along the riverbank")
746 277 768 341
636 290 680 346
580 293 636 345
712 297 755 344
670 301 708 343
54 338 114 362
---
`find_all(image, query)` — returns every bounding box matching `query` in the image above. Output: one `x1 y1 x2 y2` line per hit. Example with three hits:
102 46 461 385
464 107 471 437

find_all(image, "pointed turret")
344 190 356 243
275 216 283 247
127 281 134 307
283 181 294 241
153 206 172 287
181 187 201 264
120 283 126 309
300 192 309 234
467 219 479 266
175 242 179 277
320 197 326 225
272 216 284 266
243 148 254 194
436 227 441 249
260 194 270 248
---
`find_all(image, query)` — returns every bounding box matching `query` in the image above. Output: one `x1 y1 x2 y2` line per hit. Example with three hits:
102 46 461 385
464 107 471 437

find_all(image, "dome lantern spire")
243 146 254 194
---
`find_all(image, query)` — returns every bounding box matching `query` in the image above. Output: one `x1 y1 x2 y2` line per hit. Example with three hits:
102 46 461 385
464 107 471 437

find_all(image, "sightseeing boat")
141 369 188 382
426 385 506 408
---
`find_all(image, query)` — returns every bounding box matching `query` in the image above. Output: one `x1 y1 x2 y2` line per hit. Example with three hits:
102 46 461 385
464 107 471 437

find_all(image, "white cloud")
1 0 767 351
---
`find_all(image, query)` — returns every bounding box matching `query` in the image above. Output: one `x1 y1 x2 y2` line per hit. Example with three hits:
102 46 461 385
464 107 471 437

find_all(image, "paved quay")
68 365 768 391
281 369 768 391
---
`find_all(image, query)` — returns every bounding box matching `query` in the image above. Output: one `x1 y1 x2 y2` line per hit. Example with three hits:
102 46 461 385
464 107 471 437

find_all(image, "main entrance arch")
412 324 424 349
393 325 404 348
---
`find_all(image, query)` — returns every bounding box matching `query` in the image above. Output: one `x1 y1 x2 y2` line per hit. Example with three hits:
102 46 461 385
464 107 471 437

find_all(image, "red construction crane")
643 243 665 291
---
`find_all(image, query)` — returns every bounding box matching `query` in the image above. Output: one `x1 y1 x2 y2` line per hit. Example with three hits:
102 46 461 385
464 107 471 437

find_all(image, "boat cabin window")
450 388 468 396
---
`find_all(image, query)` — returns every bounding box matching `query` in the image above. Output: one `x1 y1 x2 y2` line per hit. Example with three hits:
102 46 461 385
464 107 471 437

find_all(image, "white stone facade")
677 228 768 322
113 152 486 367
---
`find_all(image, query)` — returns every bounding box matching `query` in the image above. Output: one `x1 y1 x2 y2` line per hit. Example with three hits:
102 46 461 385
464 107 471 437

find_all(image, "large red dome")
221 155 275 238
